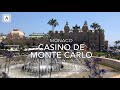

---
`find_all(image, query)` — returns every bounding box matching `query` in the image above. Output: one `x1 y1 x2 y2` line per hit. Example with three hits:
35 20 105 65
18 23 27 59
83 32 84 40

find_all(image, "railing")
93 56 120 71
0 55 27 68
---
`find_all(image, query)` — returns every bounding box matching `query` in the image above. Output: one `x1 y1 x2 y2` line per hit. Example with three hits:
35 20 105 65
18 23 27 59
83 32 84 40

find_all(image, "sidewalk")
111 74 120 78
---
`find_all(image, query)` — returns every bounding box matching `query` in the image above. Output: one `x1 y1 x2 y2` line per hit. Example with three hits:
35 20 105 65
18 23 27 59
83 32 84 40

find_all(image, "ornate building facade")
4 29 25 45
3 22 108 51
8 29 25 39
48 21 108 51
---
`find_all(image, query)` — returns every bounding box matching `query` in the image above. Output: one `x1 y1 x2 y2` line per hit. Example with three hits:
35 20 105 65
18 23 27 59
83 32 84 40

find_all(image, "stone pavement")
111 74 120 78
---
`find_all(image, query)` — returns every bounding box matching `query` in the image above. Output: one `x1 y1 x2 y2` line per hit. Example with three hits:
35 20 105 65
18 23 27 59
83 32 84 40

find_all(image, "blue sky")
0 12 120 46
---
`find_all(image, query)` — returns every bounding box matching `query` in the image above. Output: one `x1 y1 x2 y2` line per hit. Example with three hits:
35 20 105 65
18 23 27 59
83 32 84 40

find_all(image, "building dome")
10 29 25 38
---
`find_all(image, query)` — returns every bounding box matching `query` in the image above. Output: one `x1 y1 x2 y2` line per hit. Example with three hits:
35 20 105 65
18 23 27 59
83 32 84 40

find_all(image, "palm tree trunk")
39 59 41 78
23 55 26 67
88 32 90 50
52 26 54 32
50 58 52 78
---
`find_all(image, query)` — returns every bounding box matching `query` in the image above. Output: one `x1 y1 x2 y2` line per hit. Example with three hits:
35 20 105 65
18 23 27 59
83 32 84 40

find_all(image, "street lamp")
87 31 90 50
38 58 41 78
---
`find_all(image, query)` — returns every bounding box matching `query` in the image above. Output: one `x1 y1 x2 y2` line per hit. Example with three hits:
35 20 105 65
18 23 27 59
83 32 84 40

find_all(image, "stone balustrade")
1 56 120 78
93 56 120 71
93 56 120 78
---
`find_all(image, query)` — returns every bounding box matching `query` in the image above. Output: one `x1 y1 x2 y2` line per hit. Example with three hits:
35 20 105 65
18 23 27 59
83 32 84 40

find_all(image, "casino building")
48 21 108 51
6 21 107 51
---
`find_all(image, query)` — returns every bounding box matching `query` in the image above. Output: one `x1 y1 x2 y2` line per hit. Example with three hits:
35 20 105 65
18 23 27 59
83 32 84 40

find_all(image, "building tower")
64 22 70 33
82 21 89 32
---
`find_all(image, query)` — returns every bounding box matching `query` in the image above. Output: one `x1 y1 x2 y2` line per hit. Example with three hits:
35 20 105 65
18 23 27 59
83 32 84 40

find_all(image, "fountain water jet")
21 52 64 77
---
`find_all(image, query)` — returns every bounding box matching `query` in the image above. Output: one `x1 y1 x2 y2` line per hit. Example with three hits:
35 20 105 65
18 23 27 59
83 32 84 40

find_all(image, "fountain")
0 51 120 78
21 52 64 77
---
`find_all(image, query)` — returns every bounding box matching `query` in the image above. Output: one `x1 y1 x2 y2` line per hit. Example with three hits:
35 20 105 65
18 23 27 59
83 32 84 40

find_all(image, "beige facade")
49 21 108 51
8 29 25 39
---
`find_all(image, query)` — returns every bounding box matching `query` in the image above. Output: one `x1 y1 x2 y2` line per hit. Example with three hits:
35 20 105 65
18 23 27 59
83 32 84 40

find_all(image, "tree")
90 23 101 52
48 30 54 39
0 42 4 49
47 27 57 78
114 41 119 48
48 18 59 32
114 40 120 49
4 34 26 46
90 22 101 30
118 40 120 48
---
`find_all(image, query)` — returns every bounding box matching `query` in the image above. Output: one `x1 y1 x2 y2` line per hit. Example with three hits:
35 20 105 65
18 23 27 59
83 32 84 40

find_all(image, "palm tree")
114 41 119 48
91 23 101 52
48 30 54 39
90 22 101 30
38 58 41 78
118 40 120 48
48 18 59 32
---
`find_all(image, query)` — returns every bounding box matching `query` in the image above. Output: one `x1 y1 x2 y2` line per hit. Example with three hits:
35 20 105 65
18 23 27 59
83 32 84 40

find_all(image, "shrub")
85 58 106 78
93 52 106 57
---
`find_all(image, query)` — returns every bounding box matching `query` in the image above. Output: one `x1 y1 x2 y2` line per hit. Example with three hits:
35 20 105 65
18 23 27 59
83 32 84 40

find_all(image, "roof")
10 29 25 36
29 33 45 36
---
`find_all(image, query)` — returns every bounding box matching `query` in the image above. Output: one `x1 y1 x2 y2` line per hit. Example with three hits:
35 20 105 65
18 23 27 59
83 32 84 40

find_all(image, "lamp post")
50 53 53 78
87 31 90 50
38 58 41 78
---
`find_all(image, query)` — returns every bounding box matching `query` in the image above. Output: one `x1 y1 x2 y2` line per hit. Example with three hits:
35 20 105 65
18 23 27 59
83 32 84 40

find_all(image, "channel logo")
2 14 11 23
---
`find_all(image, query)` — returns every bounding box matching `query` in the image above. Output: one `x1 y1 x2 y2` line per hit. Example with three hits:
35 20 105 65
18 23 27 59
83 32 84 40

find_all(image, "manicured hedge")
93 52 106 57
